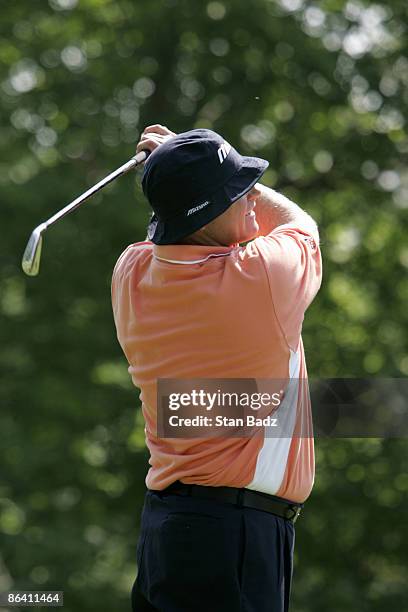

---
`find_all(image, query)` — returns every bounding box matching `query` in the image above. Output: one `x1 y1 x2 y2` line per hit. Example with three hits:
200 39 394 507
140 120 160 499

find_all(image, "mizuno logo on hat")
187 200 210 216
217 141 231 164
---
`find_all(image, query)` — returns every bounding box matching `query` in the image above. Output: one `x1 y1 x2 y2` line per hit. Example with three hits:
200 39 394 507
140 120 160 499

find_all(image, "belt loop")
286 504 302 523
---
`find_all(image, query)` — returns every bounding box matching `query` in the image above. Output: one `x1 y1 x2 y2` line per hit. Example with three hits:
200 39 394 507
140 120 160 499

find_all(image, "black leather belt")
158 481 303 524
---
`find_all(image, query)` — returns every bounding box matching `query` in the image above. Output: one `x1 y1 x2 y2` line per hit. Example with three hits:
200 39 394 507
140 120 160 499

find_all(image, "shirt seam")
111 243 152 301
255 239 296 353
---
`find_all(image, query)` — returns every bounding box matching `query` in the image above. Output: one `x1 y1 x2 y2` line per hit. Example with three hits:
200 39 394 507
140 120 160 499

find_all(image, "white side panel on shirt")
246 348 300 496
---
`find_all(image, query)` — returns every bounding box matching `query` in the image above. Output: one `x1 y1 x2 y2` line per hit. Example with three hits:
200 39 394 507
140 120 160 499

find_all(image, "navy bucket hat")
141 128 269 245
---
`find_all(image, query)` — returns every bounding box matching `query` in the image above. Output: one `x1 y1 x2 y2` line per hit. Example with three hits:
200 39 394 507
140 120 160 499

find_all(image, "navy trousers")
131 490 295 612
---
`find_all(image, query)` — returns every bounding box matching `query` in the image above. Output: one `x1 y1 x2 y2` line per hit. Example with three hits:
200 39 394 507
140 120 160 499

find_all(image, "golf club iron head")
21 151 149 277
21 223 47 277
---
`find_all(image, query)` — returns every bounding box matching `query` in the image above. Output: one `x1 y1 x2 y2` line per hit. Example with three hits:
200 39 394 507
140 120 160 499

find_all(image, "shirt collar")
153 243 235 265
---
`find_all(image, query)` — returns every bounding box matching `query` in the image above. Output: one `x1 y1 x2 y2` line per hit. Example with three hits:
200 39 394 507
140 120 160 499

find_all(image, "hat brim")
148 155 269 245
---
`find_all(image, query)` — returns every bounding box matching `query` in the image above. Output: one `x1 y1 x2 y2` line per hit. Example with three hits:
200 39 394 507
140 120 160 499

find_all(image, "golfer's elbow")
296 211 319 242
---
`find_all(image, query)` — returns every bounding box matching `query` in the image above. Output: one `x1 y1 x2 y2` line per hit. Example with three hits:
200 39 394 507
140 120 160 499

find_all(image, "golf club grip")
133 149 150 164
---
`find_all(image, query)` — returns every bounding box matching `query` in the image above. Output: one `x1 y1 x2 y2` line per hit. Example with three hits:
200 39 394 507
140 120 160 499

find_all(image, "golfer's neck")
180 232 233 247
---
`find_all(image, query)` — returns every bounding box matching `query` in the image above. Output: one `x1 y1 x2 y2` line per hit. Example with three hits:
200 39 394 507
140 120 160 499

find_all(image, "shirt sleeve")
253 224 322 351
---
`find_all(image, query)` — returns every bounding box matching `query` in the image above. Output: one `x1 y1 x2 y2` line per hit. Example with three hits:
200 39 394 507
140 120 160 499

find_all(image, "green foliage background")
0 0 407 610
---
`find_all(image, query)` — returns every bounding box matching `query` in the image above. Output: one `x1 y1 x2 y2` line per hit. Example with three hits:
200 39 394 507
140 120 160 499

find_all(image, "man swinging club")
111 124 322 612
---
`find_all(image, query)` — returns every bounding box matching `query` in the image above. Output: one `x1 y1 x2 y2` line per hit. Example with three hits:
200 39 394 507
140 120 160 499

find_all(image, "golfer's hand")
136 124 177 156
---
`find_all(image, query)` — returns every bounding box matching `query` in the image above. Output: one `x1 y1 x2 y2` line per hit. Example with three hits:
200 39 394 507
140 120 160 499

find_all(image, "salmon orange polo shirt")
111 222 322 504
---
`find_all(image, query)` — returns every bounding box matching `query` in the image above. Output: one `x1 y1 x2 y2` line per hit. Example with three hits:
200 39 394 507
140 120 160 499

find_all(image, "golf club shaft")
44 150 149 230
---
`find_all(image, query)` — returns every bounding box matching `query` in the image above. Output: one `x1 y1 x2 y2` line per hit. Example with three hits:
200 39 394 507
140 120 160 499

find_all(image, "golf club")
21 149 150 276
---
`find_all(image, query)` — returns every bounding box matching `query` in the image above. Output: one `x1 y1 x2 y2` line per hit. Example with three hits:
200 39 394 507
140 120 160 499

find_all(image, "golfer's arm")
254 184 318 239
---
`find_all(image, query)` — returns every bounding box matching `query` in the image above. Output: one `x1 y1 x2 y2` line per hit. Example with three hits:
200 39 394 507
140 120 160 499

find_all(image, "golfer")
111 125 322 612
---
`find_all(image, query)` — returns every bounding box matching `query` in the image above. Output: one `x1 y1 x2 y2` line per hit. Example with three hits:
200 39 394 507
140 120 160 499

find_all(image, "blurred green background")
1 0 407 610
